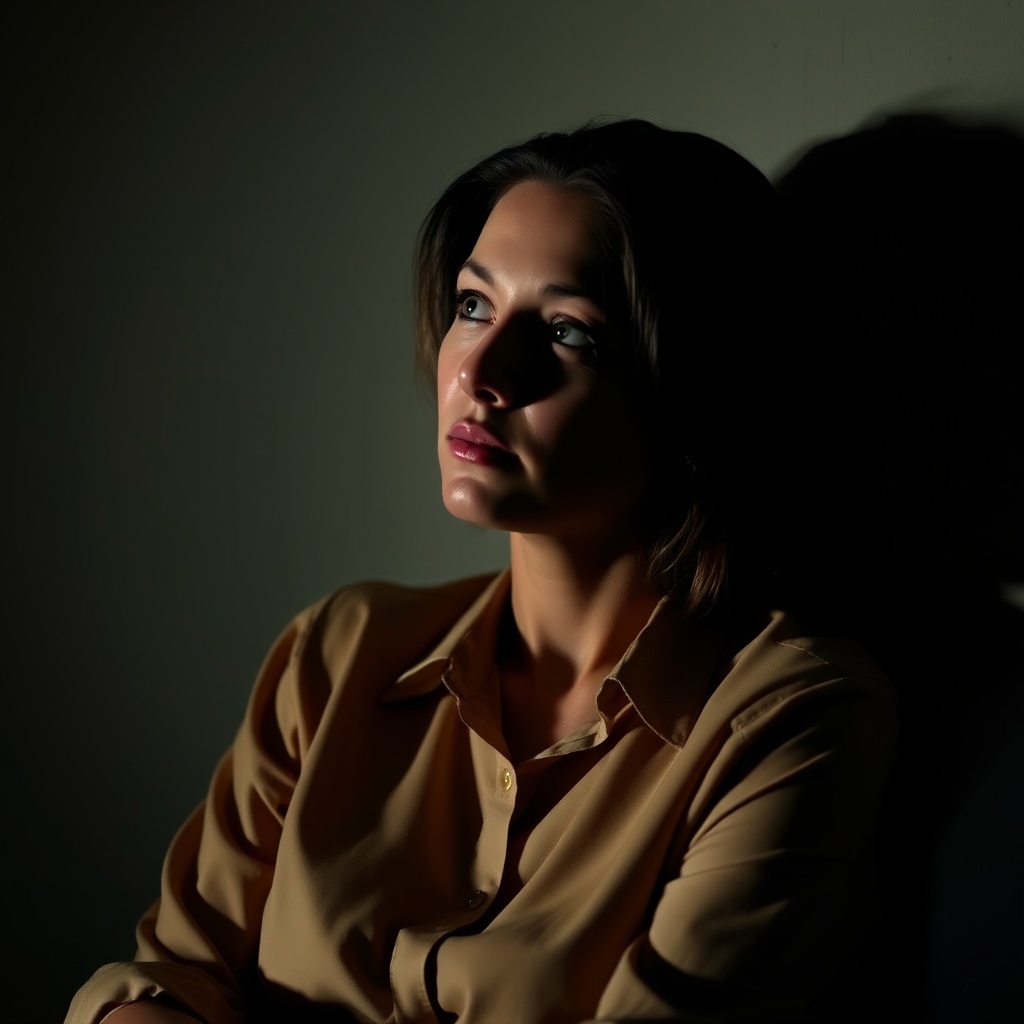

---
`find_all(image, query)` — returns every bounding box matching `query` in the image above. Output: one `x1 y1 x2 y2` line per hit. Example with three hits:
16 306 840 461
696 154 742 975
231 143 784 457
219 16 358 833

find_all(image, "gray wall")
6 2 1023 1022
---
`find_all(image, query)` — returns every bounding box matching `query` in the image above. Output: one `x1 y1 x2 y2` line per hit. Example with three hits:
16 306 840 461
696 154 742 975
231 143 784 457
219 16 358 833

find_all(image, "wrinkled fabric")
67 569 896 1024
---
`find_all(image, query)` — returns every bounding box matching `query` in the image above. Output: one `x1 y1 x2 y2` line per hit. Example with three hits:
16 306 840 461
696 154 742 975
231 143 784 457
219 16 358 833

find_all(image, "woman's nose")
457 323 522 407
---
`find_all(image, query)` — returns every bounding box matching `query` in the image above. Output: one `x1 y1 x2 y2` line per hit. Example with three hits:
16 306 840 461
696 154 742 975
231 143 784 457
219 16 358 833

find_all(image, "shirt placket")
390 663 517 1023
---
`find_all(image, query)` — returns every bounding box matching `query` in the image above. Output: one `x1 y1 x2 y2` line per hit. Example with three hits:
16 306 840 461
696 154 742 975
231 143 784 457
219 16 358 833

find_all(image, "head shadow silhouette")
775 110 1024 1023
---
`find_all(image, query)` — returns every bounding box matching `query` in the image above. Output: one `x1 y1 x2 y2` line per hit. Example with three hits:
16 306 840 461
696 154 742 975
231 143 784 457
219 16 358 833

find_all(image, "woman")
67 119 896 1024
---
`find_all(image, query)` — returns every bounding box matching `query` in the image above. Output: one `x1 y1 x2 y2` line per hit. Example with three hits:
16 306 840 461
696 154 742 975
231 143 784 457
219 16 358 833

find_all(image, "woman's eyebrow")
459 257 601 304
459 257 494 285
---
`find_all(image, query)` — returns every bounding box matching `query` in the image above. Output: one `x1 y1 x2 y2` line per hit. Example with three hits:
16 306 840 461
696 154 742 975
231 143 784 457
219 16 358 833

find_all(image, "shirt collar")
608 596 729 746
381 569 510 702
381 567 729 748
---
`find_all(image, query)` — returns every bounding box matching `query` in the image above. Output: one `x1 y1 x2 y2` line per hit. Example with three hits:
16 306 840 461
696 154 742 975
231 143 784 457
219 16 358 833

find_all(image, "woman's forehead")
463 181 608 296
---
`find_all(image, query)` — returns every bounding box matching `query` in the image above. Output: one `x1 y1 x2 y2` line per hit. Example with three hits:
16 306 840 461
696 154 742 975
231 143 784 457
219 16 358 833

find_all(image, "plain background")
5 3 1023 1023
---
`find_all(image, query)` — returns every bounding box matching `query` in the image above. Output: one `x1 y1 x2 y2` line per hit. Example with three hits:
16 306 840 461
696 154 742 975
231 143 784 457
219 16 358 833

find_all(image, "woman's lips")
446 420 519 467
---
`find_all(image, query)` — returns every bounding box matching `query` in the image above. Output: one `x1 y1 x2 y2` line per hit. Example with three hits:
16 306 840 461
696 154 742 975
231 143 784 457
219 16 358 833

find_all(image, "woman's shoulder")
705 604 897 738
751 607 890 682
280 569 504 686
314 569 500 637
243 570 505 762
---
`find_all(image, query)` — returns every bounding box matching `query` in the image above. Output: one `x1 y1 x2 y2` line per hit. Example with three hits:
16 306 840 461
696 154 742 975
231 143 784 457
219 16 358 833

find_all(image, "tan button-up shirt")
66 569 897 1023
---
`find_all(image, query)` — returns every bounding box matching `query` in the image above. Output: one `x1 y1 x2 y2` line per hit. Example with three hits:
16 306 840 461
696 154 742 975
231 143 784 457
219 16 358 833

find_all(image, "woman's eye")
551 320 594 350
456 293 494 322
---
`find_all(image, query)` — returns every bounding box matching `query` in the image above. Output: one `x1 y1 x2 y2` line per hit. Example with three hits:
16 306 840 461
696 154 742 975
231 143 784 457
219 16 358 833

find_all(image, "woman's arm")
591 673 897 1022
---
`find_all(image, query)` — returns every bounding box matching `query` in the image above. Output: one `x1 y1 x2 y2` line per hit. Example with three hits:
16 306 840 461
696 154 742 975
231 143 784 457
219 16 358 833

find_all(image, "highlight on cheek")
441 375 461 404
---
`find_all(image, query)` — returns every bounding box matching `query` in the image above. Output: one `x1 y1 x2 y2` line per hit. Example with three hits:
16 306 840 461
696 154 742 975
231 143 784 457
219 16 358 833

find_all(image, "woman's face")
436 179 651 545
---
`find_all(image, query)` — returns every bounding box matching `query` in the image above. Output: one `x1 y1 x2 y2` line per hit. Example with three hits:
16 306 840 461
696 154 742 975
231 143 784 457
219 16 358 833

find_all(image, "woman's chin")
441 480 545 536
441 483 506 531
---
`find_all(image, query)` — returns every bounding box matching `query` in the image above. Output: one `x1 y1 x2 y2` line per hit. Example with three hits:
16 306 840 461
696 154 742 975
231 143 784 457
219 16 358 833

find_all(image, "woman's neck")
504 532 661 693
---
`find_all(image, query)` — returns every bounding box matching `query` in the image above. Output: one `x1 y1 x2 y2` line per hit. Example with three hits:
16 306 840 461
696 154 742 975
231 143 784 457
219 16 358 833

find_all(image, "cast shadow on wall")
774 110 1024 1024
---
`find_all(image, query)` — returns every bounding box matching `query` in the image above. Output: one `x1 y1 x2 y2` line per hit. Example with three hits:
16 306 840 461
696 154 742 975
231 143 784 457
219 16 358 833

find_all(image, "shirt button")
501 768 512 791
465 890 486 910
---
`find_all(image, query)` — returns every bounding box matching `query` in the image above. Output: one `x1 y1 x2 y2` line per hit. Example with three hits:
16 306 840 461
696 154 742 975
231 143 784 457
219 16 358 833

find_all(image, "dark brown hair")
415 118 793 615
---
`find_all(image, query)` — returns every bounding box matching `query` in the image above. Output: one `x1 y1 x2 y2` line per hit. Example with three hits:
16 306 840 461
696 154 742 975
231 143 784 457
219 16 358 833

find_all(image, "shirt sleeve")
587 674 897 1023
65 603 322 1024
